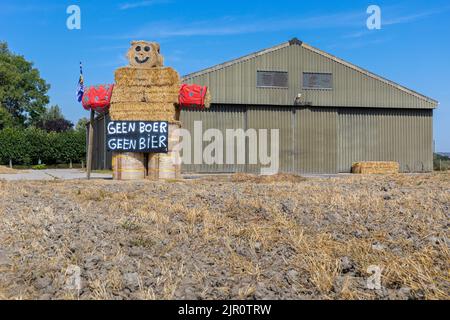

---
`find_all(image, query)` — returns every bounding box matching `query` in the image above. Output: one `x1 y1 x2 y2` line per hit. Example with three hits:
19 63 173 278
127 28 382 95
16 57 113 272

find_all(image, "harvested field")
0 173 449 300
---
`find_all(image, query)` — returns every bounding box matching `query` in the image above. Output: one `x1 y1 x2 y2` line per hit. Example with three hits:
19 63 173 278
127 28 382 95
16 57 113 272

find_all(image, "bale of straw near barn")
109 67 180 123
110 86 179 104
352 161 400 174
146 122 181 180
114 67 179 87
112 152 146 180
147 152 181 180
110 64 181 180
204 89 212 109
110 41 183 181
109 102 180 123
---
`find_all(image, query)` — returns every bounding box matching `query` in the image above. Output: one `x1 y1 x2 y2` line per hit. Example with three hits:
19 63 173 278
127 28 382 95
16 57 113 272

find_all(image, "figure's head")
127 41 164 68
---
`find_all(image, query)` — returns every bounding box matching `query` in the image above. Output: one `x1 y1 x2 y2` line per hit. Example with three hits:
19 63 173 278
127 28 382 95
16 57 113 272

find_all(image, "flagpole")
81 61 94 180
87 109 94 180
78 61 93 180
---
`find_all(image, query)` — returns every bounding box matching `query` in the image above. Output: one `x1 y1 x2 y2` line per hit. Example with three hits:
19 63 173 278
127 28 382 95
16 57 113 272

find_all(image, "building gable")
182 40 438 109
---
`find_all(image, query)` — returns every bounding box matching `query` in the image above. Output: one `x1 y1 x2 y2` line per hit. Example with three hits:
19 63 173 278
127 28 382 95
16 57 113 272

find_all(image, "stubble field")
0 173 449 300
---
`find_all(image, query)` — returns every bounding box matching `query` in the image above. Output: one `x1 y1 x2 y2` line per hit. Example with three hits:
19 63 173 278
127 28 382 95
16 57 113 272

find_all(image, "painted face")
127 41 164 68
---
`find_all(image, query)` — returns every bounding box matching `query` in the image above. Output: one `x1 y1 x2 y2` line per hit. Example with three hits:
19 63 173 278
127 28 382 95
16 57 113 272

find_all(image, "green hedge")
0 127 86 165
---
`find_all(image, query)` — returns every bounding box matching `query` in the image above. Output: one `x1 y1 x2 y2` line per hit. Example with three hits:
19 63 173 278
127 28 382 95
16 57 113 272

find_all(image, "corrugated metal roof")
182 38 438 107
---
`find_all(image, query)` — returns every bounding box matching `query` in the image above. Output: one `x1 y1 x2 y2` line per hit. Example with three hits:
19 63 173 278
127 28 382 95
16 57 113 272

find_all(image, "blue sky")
1 0 449 151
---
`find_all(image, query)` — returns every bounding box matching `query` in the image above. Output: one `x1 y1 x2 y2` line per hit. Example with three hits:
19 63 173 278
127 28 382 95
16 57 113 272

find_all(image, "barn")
90 38 438 174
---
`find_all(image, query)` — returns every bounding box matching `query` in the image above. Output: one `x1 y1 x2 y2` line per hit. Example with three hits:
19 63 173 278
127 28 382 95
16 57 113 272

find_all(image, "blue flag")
77 62 84 103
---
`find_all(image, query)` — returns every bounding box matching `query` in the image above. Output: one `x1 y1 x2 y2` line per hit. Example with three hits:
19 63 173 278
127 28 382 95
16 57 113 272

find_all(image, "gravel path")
0 169 111 181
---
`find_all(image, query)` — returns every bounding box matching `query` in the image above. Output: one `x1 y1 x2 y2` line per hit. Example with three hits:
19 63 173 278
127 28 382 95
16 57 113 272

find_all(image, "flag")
76 62 84 103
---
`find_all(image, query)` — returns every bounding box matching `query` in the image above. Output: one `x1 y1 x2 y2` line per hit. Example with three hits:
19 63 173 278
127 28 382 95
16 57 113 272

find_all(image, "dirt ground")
0 166 18 174
0 173 449 300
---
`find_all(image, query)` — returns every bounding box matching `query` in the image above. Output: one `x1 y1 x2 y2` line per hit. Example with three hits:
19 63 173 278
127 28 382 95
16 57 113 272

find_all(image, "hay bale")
110 67 180 122
109 102 178 122
115 67 179 87
147 151 181 180
352 161 399 174
204 89 211 109
166 123 181 152
127 41 164 68
110 86 179 104
112 152 146 180
110 110 180 123
111 102 178 113
146 123 181 181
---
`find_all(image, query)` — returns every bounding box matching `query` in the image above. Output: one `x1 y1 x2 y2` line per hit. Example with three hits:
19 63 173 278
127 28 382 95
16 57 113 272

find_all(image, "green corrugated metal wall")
246 107 295 173
183 44 435 109
295 108 337 173
92 107 433 173
180 105 246 173
337 109 433 172
179 106 433 174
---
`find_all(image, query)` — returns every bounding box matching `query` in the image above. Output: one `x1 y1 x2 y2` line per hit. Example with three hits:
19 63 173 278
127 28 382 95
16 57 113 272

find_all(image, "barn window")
303 72 333 89
257 71 288 88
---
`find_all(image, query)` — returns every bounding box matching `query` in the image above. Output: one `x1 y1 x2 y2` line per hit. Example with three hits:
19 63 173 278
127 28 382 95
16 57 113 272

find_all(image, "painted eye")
144 46 150 52
135 46 141 52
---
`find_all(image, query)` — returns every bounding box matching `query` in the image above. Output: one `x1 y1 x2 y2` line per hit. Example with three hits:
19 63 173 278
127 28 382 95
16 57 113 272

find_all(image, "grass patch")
31 164 47 170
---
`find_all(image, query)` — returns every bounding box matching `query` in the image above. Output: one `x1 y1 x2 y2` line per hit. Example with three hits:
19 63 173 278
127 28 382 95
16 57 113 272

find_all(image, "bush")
433 153 450 171
31 164 47 170
0 127 86 166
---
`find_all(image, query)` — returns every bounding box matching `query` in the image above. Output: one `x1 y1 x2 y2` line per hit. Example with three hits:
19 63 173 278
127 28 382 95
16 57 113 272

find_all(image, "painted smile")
135 56 149 64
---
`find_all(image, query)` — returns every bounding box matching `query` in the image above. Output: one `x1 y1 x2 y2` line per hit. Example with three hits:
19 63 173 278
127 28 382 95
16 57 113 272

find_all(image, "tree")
0 127 31 165
0 42 50 127
41 104 64 121
75 117 89 133
35 105 74 132
0 105 14 129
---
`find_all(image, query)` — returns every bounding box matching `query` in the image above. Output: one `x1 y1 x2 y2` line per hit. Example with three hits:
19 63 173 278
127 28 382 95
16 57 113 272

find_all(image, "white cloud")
119 0 171 10
342 6 450 39
383 7 450 26
100 5 450 41
109 11 366 39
